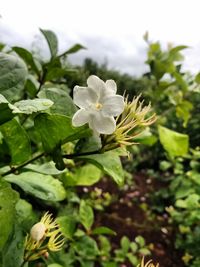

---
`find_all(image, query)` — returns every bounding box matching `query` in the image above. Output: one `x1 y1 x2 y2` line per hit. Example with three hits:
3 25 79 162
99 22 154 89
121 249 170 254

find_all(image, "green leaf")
0 94 14 125
120 236 130 253
2 223 25 267
0 118 31 164
0 180 19 251
57 216 76 239
59 44 86 57
92 227 116 236
10 98 54 114
135 236 145 247
63 164 101 186
0 52 28 101
176 100 193 127
158 125 189 157
45 67 77 81
130 242 138 253
40 29 58 58
24 75 39 97
48 264 63 267
138 248 151 256
127 253 138 266
34 113 91 152
38 87 77 116
4 172 66 201
176 194 200 210
195 73 200 84
74 236 99 259
79 200 94 231
79 150 124 185
25 161 65 175
15 199 36 230
12 46 41 75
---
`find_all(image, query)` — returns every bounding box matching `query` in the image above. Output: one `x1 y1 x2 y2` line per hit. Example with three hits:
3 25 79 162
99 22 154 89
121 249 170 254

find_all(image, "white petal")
72 109 90 127
102 95 125 117
105 80 117 95
73 86 98 108
87 75 106 98
89 112 116 134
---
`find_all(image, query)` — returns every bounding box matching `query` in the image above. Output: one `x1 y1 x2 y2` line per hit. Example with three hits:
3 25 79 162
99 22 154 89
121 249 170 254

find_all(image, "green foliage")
4 172 66 201
0 118 31 164
0 27 200 267
0 52 28 101
158 125 189 158
0 180 19 251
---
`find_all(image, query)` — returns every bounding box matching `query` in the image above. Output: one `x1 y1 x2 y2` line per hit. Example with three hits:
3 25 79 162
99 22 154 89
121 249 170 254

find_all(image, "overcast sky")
1 0 200 76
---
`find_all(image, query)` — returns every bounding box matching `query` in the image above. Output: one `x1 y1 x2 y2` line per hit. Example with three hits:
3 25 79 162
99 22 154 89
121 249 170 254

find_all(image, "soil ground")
92 172 185 267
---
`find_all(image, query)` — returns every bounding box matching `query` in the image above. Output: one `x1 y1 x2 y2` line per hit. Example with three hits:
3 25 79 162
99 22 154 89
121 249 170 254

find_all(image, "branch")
1 152 45 177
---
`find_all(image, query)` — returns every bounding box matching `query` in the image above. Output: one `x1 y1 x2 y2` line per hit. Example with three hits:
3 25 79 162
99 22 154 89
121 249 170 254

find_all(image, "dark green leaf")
0 180 19 251
34 113 91 152
0 118 31 165
38 87 77 116
2 223 25 267
40 29 58 58
59 44 86 57
0 94 14 125
12 46 41 75
0 52 28 101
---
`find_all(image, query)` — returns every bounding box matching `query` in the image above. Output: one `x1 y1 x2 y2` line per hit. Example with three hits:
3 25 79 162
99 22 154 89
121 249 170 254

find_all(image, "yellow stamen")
95 102 103 110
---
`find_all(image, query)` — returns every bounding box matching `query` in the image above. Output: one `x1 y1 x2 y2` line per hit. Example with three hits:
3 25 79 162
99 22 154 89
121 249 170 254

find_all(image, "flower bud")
30 222 46 241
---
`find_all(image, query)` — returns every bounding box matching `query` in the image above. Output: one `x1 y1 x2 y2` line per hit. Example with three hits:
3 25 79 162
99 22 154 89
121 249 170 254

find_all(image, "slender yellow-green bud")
137 256 159 267
24 212 65 263
101 95 157 151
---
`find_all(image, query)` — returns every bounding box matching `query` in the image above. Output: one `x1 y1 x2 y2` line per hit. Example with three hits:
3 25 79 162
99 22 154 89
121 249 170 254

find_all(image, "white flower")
72 75 125 134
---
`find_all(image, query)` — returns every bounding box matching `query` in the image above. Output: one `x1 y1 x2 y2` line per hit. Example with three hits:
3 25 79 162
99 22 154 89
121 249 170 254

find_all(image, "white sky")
1 0 200 75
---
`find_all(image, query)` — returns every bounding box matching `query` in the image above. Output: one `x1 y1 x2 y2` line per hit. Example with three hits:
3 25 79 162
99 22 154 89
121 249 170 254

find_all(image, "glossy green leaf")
79 150 124 185
79 200 94 230
0 52 28 101
4 172 66 201
12 46 41 75
40 29 58 58
38 87 77 116
0 180 19 251
34 113 91 152
63 164 101 186
10 98 54 114
0 118 31 164
158 125 189 157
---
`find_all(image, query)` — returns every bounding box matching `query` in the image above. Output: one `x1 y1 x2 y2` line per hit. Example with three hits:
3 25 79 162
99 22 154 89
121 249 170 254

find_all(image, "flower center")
95 102 103 110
